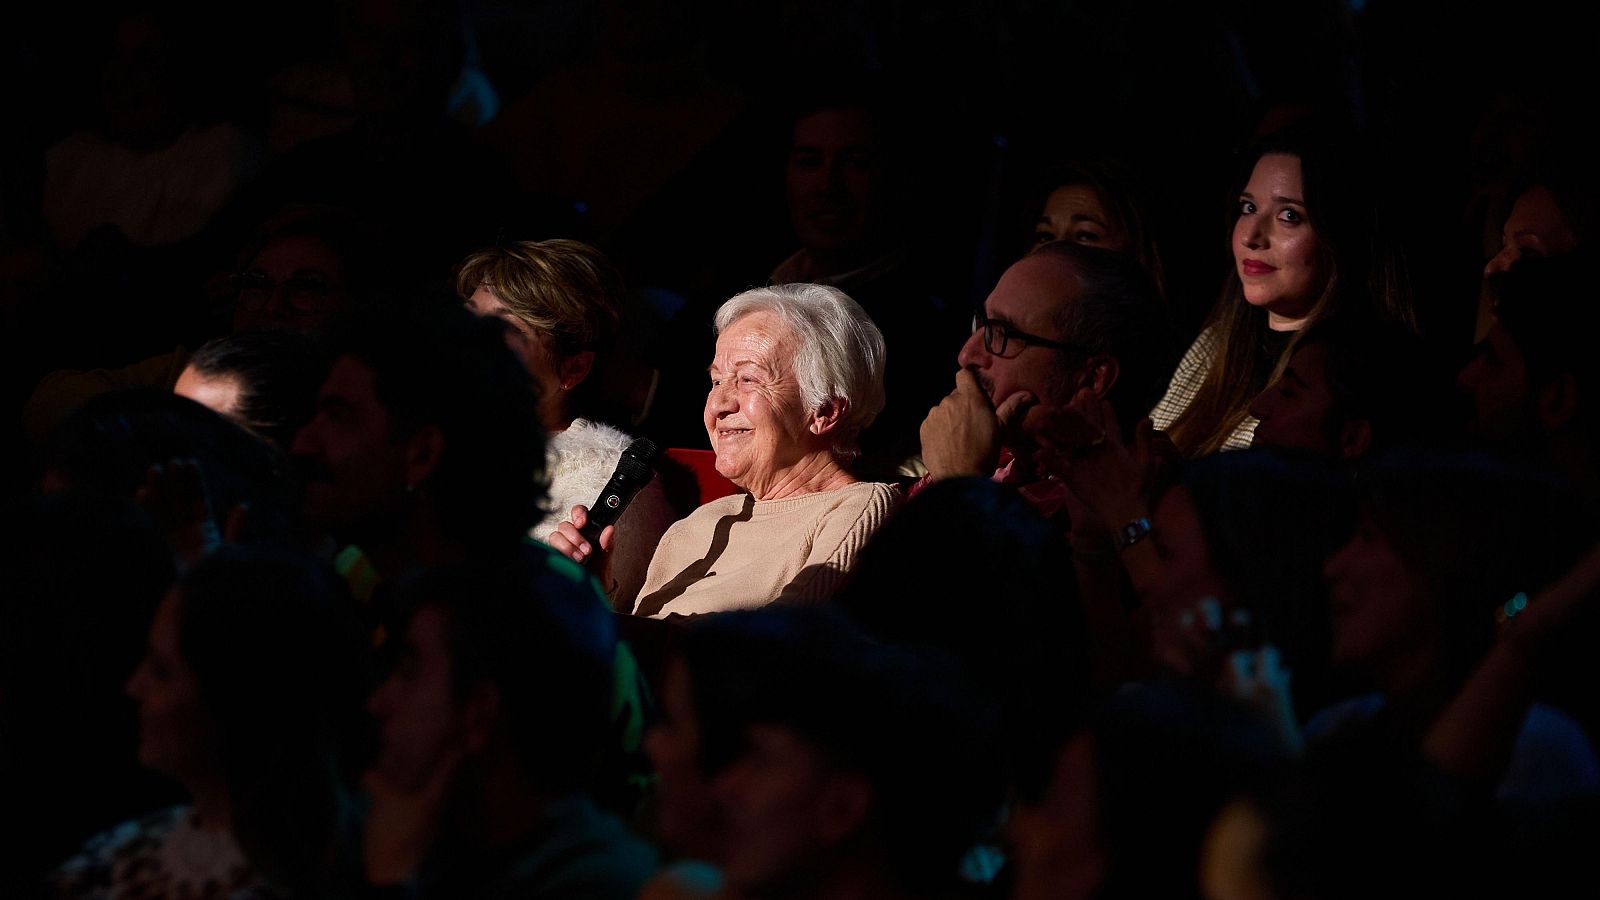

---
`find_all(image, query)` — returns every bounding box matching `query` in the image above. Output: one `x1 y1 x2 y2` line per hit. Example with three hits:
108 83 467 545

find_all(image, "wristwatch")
1115 517 1152 551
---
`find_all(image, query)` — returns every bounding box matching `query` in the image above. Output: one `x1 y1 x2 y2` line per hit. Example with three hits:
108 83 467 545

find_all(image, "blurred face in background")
1485 186 1577 276
1033 184 1127 252
292 356 414 535
645 660 732 860
1457 322 1537 446
126 590 217 784
713 723 867 895
787 107 881 257
367 607 461 791
1323 514 1433 683
1249 343 1343 455
231 235 350 333
1009 735 1104 900
1138 486 1235 676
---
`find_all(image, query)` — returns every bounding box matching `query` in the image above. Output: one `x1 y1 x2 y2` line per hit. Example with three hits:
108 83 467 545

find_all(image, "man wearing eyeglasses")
918 241 1173 518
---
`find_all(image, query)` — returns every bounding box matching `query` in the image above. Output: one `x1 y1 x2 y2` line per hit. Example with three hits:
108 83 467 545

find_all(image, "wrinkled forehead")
712 311 798 372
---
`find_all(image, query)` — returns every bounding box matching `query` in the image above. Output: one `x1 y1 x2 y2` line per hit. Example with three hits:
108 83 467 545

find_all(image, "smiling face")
1032 185 1127 252
704 311 827 497
957 253 1084 411
1233 153 1328 329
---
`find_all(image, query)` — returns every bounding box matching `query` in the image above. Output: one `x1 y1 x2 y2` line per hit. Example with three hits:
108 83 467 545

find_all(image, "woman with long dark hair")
1152 126 1415 456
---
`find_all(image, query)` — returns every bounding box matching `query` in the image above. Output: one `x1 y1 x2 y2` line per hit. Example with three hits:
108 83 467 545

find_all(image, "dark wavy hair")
186 329 330 450
328 302 546 549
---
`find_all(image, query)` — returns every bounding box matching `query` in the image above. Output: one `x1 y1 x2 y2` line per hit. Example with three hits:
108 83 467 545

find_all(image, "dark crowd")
3 1 1599 898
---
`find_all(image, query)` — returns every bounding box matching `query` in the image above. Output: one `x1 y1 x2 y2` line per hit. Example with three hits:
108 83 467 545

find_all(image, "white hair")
713 283 886 458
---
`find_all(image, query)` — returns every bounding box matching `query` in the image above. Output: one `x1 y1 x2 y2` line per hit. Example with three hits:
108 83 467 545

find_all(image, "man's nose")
1484 244 1520 276
956 329 988 370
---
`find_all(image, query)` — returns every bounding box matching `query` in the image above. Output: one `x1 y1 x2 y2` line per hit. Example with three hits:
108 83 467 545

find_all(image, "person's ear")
459 682 501 754
817 772 874 844
405 425 445 490
1084 355 1120 398
809 397 848 436
1338 418 1373 460
558 351 595 391
1537 373 1580 430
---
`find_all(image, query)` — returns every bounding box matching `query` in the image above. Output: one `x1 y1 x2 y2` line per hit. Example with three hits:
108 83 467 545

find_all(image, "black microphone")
578 438 660 545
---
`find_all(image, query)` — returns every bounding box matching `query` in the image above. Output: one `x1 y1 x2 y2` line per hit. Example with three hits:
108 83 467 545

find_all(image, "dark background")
3 0 1594 457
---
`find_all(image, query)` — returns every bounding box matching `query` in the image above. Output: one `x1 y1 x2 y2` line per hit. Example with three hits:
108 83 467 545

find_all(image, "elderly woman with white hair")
550 283 899 617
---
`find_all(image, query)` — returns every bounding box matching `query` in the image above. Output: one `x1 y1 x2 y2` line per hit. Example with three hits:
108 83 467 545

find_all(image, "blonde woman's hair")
455 239 625 356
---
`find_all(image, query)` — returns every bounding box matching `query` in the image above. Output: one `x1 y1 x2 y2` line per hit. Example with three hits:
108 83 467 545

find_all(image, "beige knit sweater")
632 481 899 618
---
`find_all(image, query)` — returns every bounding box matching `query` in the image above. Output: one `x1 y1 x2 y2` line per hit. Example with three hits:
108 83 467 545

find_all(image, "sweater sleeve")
777 483 899 605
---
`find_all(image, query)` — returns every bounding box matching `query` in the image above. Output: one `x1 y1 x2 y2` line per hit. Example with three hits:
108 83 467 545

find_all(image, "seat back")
661 447 742 507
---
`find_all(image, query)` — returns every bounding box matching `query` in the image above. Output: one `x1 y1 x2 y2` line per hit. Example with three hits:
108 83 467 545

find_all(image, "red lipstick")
1241 259 1277 276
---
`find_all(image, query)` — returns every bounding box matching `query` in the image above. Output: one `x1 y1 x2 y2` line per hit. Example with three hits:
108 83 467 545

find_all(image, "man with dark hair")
291 303 545 581
675 609 1002 900
176 328 329 450
363 545 656 898
918 241 1173 519
1249 317 1458 459
1459 252 1600 495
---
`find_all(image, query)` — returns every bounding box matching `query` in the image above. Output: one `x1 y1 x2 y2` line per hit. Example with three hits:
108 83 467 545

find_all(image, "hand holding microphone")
548 438 659 570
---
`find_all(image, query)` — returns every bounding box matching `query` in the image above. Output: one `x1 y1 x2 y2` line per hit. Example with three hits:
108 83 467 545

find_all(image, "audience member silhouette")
291 304 544 593
175 328 329 451
1249 316 1460 459
51 546 371 899
458 238 675 609
361 546 657 898
645 608 1002 900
